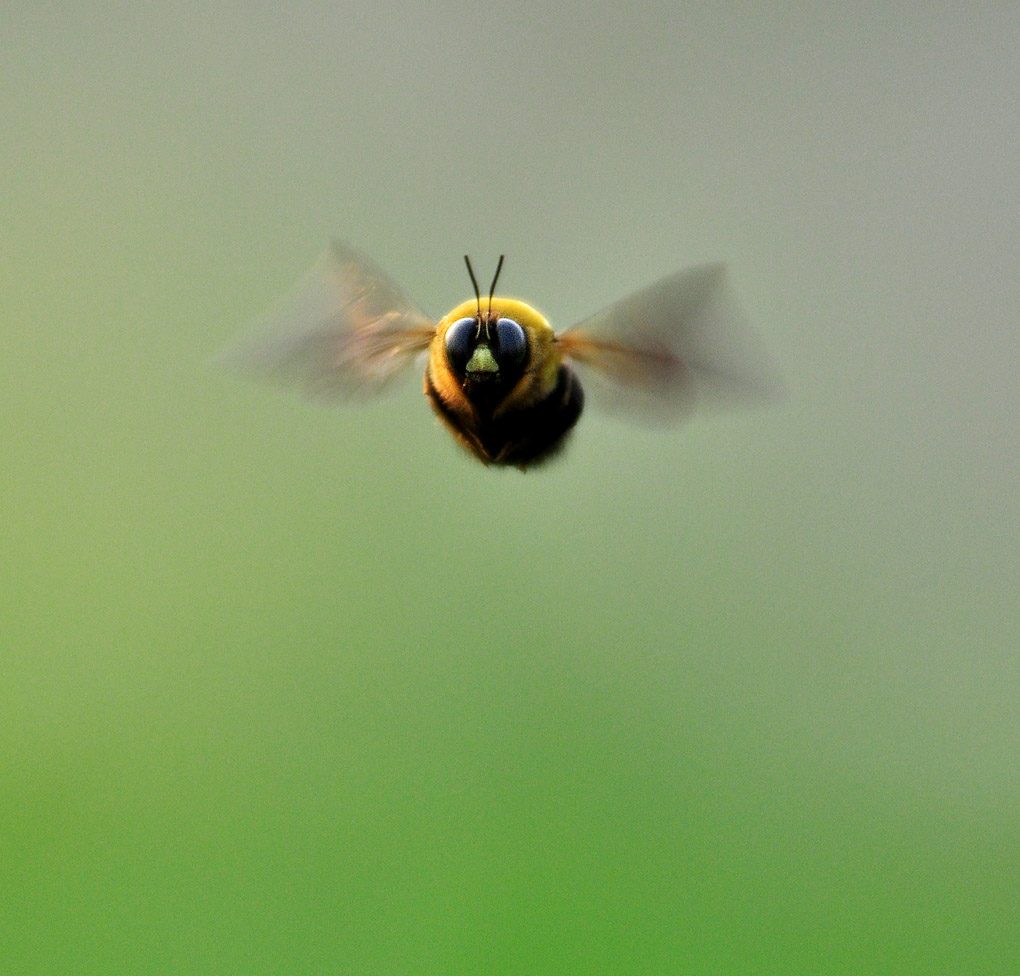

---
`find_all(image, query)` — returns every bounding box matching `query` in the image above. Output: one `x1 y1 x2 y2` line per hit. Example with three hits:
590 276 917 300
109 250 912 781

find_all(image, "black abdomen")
426 365 584 468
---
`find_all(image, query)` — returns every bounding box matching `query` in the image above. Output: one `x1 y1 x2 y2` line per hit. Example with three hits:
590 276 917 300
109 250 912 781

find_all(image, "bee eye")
495 318 527 369
444 317 477 374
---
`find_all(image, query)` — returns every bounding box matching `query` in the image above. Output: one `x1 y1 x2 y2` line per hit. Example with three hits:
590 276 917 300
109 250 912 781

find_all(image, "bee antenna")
487 254 505 318
464 255 482 321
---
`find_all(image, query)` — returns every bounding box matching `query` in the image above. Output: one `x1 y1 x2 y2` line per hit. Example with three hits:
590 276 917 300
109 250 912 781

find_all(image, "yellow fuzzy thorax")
435 297 555 340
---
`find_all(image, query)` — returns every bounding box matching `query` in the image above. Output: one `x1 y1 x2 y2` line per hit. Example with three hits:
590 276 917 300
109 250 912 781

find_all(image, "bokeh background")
3 2 1018 972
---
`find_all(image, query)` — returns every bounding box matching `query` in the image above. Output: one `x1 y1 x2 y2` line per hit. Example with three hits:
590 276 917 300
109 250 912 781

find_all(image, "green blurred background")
3 2 1018 972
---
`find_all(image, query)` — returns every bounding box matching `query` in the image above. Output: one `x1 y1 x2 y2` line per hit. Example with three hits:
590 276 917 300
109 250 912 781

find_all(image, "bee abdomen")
492 365 584 467
426 365 584 468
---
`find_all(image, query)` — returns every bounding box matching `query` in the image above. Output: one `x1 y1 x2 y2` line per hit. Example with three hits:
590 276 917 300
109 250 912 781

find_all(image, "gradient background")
3 2 1018 973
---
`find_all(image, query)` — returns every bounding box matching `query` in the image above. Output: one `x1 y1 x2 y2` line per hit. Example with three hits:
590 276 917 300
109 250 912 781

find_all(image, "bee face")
442 310 527 391
425 298 584 468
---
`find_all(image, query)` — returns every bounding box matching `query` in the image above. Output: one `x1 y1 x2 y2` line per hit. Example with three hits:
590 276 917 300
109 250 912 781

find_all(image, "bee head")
443 255 528 391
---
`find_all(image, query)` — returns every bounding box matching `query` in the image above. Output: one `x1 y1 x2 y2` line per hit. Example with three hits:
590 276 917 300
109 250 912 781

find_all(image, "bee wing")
557 264 781 421
219 241 436 399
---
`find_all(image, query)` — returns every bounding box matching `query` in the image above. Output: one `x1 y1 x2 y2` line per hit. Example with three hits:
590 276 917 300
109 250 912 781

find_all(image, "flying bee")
223 242 779 468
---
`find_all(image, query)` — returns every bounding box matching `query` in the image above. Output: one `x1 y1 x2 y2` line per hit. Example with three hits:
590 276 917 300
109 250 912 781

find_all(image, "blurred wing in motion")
557 264 781 421
219 241 436 399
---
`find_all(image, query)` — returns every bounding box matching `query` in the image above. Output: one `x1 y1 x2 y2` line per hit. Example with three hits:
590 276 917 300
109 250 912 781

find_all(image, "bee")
224 242 778 468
